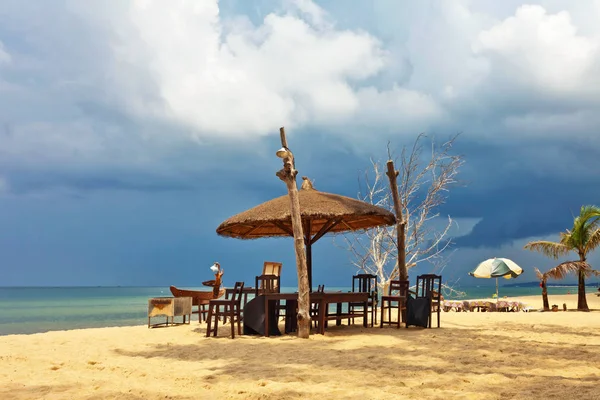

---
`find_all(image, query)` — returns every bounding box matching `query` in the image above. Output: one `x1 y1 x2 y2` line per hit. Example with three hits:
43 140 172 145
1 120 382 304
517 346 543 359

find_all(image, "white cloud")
355 86 444 126
473 5 599 93
107 0 389 138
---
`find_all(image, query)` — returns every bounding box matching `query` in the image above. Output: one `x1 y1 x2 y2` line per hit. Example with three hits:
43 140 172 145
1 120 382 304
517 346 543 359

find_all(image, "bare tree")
337 133 464 296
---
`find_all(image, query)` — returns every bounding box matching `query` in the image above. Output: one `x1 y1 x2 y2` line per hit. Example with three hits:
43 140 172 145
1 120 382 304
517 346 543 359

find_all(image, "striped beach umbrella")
469 258 523 300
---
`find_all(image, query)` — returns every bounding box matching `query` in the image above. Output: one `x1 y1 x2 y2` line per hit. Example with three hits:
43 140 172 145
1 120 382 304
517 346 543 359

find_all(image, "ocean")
0 284 594 336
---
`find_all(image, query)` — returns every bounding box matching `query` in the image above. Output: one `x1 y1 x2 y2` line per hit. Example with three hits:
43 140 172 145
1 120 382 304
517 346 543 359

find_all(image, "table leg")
284 300 293 333
336 302 342 326
363 300 367 328
319 299 326 335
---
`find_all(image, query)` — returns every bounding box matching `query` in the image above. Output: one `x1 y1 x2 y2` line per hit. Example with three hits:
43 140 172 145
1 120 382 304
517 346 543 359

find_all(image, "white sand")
1 294 600 400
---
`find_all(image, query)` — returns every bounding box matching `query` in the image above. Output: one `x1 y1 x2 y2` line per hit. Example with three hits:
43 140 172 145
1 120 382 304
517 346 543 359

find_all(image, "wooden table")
262 292 369 336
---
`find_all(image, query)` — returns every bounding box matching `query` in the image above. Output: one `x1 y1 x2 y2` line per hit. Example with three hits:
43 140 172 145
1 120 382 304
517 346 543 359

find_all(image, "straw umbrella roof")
216 177 396 239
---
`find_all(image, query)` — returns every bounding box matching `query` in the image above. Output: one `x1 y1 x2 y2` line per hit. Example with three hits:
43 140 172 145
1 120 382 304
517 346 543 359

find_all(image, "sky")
1 0 600 289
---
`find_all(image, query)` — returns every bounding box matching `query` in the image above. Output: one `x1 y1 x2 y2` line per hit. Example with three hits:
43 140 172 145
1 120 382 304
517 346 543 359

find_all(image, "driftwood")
276 127 310 339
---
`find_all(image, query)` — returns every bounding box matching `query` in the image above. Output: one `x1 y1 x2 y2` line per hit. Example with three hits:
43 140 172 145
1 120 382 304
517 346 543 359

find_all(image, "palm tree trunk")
541 279 549 311
577 255 589 311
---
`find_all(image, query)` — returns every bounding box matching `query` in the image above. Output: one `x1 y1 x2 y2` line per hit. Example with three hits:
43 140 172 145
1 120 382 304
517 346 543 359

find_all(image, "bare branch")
340 133 464 292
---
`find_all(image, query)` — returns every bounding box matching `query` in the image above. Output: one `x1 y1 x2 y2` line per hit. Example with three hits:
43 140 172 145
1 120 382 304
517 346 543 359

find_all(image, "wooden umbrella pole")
386 160 407 281
276 127 311 339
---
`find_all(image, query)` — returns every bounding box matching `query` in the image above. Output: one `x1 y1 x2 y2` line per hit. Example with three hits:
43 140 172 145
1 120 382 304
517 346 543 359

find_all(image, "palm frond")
584 228 600 254
559 229 576 248
571 205 600 249
524 241 571 259
533 267 544 281
543 261 587 280
579 205 600 225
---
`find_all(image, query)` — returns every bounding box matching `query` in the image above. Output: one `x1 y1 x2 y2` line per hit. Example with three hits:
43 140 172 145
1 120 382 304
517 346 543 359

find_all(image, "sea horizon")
2 280 598 289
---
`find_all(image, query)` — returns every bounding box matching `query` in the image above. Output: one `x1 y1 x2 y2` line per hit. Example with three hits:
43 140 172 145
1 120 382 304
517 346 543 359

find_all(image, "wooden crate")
148 297 192 328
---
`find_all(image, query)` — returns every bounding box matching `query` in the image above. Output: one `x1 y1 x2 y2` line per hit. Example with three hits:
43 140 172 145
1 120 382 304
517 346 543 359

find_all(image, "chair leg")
230 307 235 339
373 304 377 326
213 306 219 337
199 304 206 323
237 307 242 336
206 305 213 337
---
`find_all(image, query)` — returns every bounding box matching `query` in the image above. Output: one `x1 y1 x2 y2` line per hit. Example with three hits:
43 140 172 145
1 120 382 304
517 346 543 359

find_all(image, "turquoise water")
0 284 591 335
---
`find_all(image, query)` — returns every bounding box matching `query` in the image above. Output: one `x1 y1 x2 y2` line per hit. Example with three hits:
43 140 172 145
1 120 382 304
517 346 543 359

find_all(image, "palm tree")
524 205 600 311
534 262 588 311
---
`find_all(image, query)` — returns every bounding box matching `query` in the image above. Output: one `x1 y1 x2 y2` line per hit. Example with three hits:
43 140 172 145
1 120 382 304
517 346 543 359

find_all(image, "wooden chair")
262 262 282 287
261 262 284 319
380 280 409 328
256 274 282 321
311 285 325 329
255 274 280 295
415 274 442 328
206 282 245 338
197 299 210 323
348 274 378 327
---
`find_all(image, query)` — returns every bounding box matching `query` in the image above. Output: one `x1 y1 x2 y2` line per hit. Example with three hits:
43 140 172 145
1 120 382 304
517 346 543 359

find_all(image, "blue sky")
1 0 599 288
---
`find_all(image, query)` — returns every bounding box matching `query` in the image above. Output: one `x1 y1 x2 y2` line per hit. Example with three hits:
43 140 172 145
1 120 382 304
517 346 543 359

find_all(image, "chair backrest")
388 280 410 297
415 274 442 301
263 261 282 277
230 281 245 304
352 274 378 295
255 274 280 295
262 262 282 290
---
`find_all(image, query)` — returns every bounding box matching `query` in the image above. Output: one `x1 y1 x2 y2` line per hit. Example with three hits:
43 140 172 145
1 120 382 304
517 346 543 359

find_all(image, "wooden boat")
170 262 226 322
169 286 225 302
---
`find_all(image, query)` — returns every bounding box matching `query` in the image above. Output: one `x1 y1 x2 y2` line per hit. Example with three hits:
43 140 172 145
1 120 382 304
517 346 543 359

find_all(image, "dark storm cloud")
443 137 600 247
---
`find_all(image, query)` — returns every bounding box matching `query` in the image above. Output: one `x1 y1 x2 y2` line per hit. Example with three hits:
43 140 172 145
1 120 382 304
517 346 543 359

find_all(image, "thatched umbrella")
216 177 396 289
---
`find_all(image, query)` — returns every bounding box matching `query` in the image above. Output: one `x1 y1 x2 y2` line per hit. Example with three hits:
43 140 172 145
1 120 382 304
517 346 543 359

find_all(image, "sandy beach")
1 293 600 400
